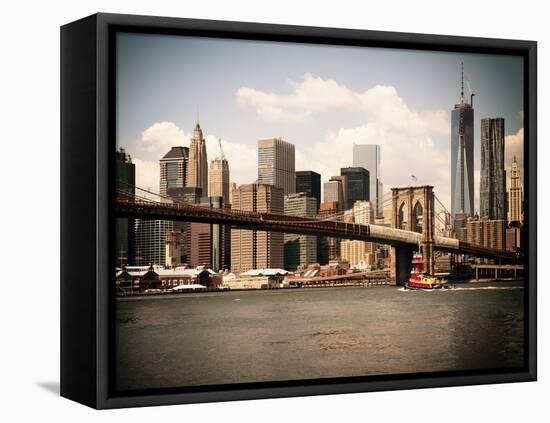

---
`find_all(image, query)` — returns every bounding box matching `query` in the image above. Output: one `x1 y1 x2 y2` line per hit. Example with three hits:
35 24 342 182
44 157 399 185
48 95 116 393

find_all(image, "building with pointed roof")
209 140 230 206
509 156 523 224
187 121 208 193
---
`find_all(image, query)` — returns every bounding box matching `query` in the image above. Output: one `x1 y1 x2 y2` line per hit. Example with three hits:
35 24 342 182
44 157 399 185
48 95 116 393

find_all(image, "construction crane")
466 78 475 107
218 138 226 160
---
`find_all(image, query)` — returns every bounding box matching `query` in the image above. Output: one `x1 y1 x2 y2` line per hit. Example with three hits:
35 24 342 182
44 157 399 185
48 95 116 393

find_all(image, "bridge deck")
114 200 518 260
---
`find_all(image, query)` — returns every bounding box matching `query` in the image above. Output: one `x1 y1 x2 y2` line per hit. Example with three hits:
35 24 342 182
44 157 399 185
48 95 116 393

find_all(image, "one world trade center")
451 63 475 220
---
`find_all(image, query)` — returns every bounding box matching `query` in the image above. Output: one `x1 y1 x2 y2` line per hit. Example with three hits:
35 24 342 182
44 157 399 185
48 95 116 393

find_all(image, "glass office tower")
353 144 381 217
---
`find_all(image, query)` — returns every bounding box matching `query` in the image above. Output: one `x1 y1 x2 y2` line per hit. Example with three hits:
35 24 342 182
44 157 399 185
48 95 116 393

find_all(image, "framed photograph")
61 13 537 409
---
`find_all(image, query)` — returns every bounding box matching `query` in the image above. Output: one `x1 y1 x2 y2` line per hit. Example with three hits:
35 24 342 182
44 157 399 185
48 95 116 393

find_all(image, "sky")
116 32 524 212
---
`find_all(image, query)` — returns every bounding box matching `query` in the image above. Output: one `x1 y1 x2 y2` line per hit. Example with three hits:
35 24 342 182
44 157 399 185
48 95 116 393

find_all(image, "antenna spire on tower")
461 62 464 100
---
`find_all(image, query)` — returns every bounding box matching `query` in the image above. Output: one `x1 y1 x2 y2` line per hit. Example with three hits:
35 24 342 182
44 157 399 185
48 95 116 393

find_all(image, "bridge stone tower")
390 185 435 284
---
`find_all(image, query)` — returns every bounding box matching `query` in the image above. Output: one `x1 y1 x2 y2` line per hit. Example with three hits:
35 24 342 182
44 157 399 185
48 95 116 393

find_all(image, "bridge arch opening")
398 201 408 230
412 201 423 233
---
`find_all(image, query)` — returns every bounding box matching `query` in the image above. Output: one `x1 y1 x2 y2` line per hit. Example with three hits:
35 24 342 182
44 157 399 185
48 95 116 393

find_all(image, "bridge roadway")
114 199 518 261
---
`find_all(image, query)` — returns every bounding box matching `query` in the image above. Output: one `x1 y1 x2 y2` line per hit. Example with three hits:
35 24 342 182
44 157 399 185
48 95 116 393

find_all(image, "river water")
115 281 524 391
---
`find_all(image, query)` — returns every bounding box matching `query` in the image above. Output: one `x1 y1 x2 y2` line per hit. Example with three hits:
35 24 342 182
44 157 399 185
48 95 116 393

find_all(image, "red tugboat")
405 253 448 290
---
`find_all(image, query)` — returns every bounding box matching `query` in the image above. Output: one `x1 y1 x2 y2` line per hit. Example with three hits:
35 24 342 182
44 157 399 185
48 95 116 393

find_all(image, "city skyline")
103 22 531 398
116 32 524 213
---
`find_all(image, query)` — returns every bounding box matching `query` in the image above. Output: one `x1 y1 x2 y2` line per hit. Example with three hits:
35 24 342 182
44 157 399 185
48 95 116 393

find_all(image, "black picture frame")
61 12 537 409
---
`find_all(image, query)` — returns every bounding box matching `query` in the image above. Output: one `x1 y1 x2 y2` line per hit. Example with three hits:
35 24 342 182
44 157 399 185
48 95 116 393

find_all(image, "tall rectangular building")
160 146 188 199
192 196 228 272
353 200 374 225
209 158 230 206
284 193 318 270
135 219 174 265
317 202 340 264
480 118 506 220
506 226 521 252
115 148 136 266
323 179 344 211
353 144 381 217
508 156 523 223
451 66 475 218
231 184 284 274
136 146 188 267
346 200 376 268
341 167 370 210
165 230 185 267
296 170 321 211
258 137 295 195
164 187 202 267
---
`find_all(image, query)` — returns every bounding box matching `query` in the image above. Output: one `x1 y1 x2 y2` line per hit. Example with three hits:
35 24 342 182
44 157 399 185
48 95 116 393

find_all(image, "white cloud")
132 158 159 196
139 121 188 157
237 73 450 136
237 73 358 122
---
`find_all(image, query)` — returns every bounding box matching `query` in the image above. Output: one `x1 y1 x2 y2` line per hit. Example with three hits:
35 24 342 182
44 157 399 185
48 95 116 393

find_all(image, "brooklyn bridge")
114 184 520 284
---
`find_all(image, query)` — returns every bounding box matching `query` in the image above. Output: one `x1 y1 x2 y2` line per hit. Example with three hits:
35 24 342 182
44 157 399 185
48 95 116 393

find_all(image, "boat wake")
398 286 523 292
452 286 524 291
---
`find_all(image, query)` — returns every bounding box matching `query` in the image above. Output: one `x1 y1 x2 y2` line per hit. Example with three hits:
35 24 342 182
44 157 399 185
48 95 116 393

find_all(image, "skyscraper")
160 146 188 199
137 146 188 267
167 187 202 204
341 167 370 210
323 179 344 211
208 142 231 270
257 137 295 195
480 118 506 220
509 156 523 224
231 184 284 274
163 186 202 267
185 196 227 270
466 217 506 251
330 176 347 209
165 230 185 267
451 63 475 218
209 159 230 205
341 200 375 268
115 148 135 266
201 197 231 272
284 192 318 270
229 182 237 205
317 202 340 264
353 200 374 225
353 144 382 217
187 122 208 193
296 170 321 211
340 240 374 268
135 219 174 265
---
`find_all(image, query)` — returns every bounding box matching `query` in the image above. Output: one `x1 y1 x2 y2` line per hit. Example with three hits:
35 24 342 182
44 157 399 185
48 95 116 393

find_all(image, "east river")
115 281 524 391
